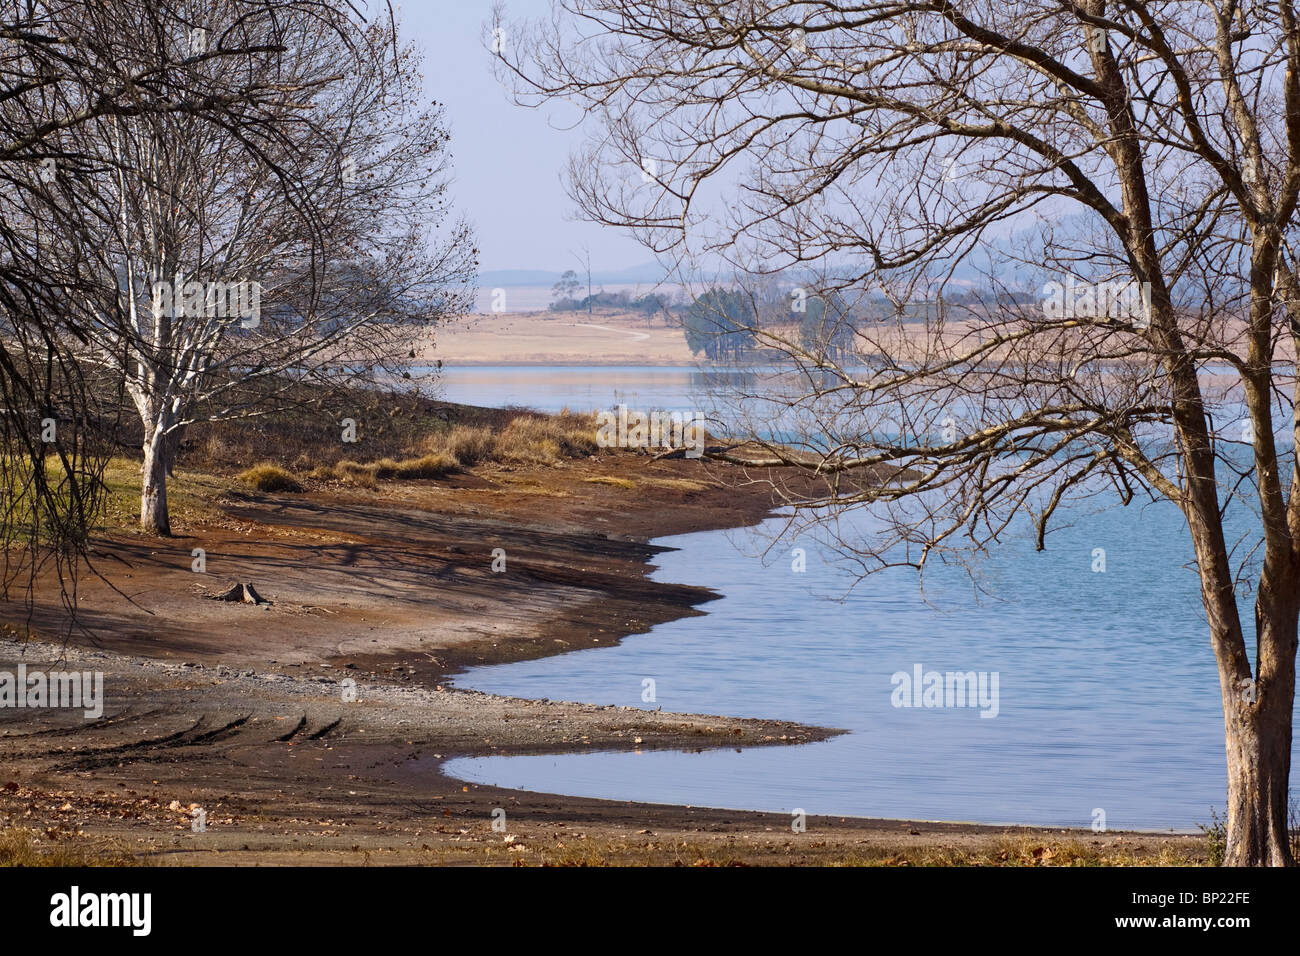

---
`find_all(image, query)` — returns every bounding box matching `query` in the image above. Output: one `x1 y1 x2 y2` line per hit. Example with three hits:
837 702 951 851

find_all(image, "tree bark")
1223 697 1294 866
1221 595 1297 866
164 422 185 478
140 419 172 536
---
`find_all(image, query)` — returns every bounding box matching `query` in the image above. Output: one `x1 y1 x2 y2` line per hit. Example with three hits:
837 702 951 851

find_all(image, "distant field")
427 308 695 365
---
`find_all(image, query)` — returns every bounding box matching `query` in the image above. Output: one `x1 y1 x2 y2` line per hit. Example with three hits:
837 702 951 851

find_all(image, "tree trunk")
1223 704 1294 866
164 422 185 478
1221 597 1297 866
140 422 171 536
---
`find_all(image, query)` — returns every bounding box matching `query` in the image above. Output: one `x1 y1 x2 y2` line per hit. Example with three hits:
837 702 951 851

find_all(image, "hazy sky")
401 1 649 274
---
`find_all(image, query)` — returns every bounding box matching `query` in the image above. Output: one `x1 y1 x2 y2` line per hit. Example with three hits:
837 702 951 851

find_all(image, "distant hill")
479 262 671 287
478 242 1046 294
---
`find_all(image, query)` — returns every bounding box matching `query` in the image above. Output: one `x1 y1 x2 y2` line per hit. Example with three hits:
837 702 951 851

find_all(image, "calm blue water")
439 366 1292 831
432 365 712 414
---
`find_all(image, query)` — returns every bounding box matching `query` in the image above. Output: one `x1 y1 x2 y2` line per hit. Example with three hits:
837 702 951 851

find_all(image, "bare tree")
499 0 1300 865
38 1 474 535
0 0 378 606
573 245 593 315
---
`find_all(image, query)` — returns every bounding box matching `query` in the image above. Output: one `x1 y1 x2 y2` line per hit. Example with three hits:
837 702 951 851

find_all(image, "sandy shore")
426 309 694 365
0 448 1206 865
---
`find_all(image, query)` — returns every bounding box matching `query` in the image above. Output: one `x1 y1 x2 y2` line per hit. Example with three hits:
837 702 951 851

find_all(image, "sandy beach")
425 309 695 366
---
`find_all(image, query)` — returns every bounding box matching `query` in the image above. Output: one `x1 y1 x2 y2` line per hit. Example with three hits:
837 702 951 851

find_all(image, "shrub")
1199 807 1227 867
236 464 303 493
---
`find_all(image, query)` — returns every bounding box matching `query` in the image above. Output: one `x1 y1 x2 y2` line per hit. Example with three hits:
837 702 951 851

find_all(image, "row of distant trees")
550 276 862 361
549 281 673 319
681 286 860 363
549 278 1022 362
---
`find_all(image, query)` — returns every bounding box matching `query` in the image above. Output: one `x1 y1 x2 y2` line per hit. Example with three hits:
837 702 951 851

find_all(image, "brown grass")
495 413 598 465
392 453 458 479
415 414 597 468
639 477 709 492
414 831 1206 867
173 385 521 475
584 476 636 490
0 827 148 867
314 452 459 486
151 398 606 501
236 463 303 493
424 425 497 467
331 460 379 489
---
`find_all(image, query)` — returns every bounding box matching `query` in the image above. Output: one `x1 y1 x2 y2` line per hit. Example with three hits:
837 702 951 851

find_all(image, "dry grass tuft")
423 425 496 467
640 477 709 492
392 453 458 479
333 460 378 489
584 476 636 490
495 414 598 464
316 452 458 486
236 463 303 493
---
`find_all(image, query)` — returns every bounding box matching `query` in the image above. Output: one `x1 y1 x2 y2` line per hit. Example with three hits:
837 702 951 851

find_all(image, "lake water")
439 365 1290 831
434 365 710 414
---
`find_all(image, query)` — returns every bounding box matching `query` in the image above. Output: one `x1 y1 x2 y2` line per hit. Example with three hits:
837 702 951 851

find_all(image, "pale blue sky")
399 0 649 274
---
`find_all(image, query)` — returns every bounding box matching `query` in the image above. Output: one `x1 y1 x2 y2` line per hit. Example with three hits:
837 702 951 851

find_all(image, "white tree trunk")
140 417 172 536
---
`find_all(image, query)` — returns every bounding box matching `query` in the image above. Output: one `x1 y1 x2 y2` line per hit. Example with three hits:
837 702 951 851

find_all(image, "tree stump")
211 582 270 605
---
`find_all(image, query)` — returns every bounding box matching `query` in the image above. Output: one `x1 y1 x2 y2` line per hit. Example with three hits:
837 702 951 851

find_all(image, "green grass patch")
96 458 234 533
